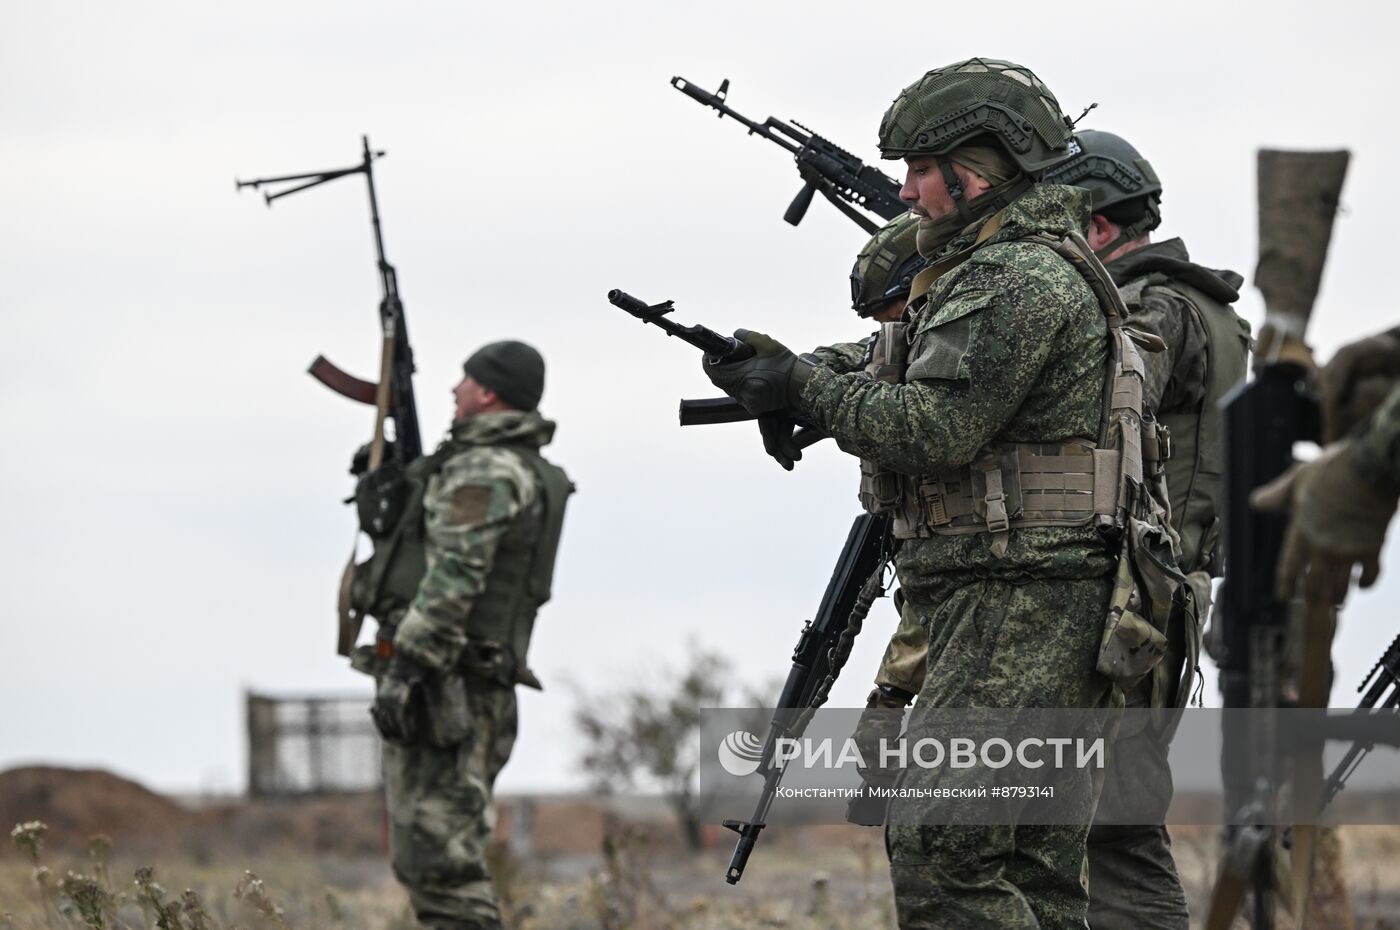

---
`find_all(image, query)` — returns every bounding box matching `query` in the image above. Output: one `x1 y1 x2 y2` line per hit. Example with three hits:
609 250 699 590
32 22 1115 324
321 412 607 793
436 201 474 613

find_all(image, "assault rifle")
1320 632 1400 809
1207 149 1348 930
723 512 894 884
237 136 422 655
671 76 905 235
607 289 825 450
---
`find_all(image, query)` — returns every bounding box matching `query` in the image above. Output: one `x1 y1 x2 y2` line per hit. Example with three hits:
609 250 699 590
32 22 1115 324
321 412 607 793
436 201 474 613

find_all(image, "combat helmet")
878 58 1075 174
851 213 927 317
1040 129 1162 257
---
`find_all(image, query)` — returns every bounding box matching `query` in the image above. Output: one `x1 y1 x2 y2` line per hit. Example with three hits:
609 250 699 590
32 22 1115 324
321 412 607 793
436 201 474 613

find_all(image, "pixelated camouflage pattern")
799 184 1113 581
794 185 1116 928
886 575 1115 930
384 686 517 930
394 411 554 672
871 237 1244 688
1352 380 1400 495
867 235 1240 928
808 338 871 374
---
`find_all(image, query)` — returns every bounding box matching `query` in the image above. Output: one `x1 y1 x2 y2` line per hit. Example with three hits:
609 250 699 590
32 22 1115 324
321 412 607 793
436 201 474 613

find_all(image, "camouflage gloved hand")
1321 330 1400 442
758 411 804 471
702 330 815 416
852 686 915 788
1252 442 1400 604
371 654 429 744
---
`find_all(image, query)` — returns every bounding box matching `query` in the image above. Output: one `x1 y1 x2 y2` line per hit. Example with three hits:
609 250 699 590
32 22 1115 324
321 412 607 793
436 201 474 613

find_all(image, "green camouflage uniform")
795 184 1118 930
1086 238 1248 930
384 410 564 930
865 236 1250 930
809 339 872 374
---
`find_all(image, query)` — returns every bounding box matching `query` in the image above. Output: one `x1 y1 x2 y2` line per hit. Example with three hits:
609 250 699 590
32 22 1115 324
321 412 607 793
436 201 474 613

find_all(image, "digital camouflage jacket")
796 184 1115 584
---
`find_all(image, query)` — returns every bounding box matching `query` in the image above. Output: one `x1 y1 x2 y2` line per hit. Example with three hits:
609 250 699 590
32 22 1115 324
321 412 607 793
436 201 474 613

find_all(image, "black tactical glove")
371 654 429 744
703 330 815 416
758 411 804 471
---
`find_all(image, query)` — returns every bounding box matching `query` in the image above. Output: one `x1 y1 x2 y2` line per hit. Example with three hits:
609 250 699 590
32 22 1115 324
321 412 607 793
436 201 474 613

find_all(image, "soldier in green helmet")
704 59 1182 929
356 340 574 930
1256 330 1400 603
761 212 928 470
853 128 1252 929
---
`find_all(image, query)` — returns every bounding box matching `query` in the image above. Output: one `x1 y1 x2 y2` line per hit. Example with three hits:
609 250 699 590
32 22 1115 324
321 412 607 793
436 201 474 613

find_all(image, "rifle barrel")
606 289 752 362
670 76 802 154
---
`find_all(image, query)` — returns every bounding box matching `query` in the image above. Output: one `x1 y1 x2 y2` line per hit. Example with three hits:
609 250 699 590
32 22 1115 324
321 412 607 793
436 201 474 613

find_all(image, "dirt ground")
2 766 1398 929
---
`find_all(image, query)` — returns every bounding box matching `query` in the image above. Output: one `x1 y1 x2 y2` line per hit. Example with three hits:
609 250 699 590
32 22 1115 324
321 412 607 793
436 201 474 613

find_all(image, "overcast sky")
4 0 1400 795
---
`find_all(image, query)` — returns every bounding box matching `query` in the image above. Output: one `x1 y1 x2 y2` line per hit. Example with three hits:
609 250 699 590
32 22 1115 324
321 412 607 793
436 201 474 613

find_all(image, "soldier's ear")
1087 214 1117 252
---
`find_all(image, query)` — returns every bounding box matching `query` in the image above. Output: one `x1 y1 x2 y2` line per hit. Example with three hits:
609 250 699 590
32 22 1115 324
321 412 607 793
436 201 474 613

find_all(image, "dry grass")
3 820 1399 930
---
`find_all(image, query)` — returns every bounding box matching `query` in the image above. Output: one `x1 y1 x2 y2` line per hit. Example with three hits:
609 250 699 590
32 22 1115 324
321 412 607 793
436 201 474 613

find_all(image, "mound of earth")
0 766 195 851
0 766 387 858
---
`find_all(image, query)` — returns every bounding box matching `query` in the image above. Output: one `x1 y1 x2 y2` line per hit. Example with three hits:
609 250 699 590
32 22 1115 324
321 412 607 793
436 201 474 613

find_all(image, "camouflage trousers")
884 575 1114 930
383 685 518 930
1086 667 1188 930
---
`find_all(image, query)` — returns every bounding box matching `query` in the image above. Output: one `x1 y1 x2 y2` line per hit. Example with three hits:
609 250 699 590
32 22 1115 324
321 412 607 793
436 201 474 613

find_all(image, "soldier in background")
704 58 1180 929
363 341 574 930
759 212 928 470
1255 330 1400 603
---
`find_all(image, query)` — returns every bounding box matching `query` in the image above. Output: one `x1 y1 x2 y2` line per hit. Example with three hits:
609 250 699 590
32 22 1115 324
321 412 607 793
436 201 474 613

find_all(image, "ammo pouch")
1097 514 1184 691
891 440 1118 555
858 321 908 516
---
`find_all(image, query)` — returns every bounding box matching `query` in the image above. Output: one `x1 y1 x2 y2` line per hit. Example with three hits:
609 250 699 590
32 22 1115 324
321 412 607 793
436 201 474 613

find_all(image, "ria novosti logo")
717 730 764 776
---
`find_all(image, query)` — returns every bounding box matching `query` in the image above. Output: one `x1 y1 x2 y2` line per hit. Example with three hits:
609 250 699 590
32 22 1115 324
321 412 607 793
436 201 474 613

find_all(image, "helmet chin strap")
936 156 1032 224
1091 207 1160 260
937 158 975 227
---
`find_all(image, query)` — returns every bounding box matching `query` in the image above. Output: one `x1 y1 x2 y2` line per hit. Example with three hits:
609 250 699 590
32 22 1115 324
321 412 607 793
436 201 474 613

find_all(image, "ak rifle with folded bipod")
671 76 905 235
606 288 825 450
237 135 423 657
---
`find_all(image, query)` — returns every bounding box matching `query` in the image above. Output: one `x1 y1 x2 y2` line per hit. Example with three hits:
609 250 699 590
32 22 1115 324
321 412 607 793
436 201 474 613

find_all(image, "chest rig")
858 225 1183 689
